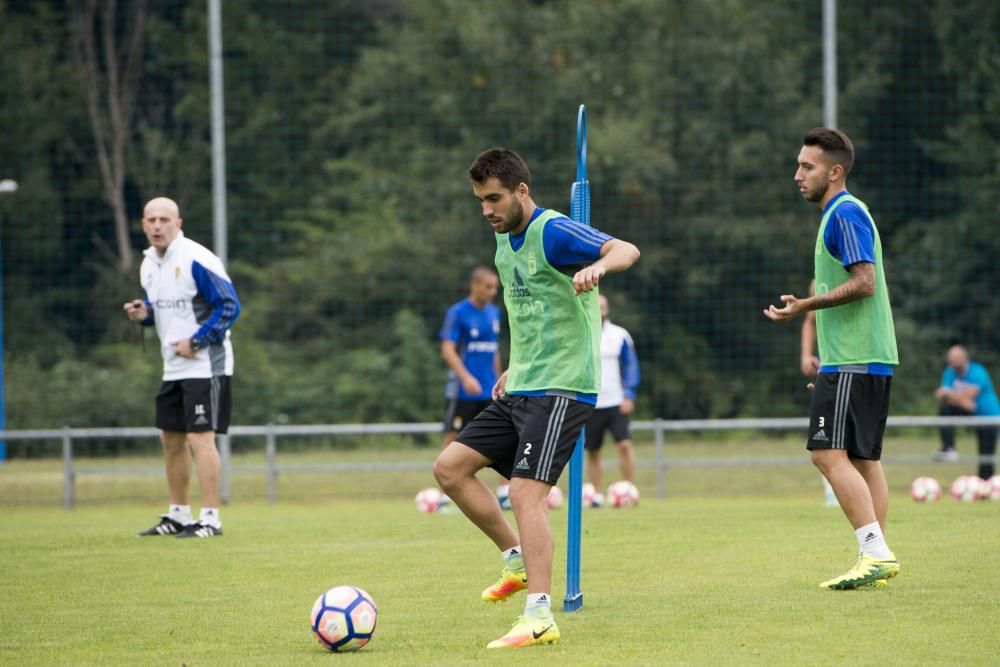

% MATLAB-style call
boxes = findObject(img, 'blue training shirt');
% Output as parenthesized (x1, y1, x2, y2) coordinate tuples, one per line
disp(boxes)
(505, 207, 614, 405)
(439, 298, 501, 401)
(818, 191, 894, 377)
(941, 362, 1000, 416)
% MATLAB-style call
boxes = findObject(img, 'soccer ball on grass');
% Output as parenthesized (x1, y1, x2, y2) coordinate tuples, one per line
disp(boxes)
(607, 480, 640, 508)
(310, 585, 377, 652)
(909, 476, 942, 502)
(949, 475, 983, 502)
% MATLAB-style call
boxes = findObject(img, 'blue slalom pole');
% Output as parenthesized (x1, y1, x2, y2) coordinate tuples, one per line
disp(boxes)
(564, 104, 589, 612)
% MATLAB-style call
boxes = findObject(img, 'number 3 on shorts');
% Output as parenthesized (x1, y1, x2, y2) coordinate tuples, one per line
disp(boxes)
(818, 416, 825, 428)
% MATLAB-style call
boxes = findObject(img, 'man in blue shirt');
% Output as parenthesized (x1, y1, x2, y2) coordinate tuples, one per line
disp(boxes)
(439, 266, 502, 448)
(933, 344, 999, 480)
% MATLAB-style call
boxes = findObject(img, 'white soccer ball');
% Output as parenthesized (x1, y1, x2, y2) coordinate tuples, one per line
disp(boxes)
(985, 476, 1000, 501)
(949, 476, 983, 502)
(496, 483, 511, 510)
(414, 487, 444, 513)
(910, 476, 942, 502)
(607, 480, 639, 508)
(546, 485, 564, 509)
(310, 585, 378, 652)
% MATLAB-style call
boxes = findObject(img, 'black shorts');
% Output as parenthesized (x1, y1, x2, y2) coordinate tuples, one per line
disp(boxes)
(584, 406, 631, 451)
(156, 377, 232, 434)
(807, 373, 891, 460)
(443, 398, 492, 433)
(456, 394, 594, 485)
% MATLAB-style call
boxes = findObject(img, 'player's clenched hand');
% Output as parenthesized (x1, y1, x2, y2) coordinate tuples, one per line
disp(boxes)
(572, 264, 606, 295)
(123, 300, 148, 321)
(492, 371, 508, 400)
(763, 294, 804, 322)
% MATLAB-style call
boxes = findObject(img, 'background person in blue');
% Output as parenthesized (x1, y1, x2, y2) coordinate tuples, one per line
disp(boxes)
(933, 343, 999, 480)
(439, 266, 502, 449)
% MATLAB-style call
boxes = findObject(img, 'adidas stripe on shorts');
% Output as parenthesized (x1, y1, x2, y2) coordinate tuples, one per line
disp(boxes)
(456, 394, 594, 485)
(156, 377, 232, 434)
(807, 372, 891, 461)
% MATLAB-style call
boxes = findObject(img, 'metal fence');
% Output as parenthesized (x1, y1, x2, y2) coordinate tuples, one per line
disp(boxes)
(2, 415, 998, 509)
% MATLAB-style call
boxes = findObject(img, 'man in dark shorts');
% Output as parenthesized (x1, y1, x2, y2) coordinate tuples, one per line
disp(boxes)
(765, 128, 900, 589)
(433, 148, 639, 648)
(584, 295, 640, 502)
(124, 197, 240, 539)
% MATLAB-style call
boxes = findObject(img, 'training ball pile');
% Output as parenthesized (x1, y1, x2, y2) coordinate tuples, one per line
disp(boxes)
(910, 476, 942, 502)
(414, 487, 451, 513)
(607, 480, 640, 508)
(949, 476, 984, 502)
(310, 586, 378, 652)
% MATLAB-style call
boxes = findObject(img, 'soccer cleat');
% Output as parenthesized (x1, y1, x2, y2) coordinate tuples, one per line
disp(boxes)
(137, 515, 187, 536)
(486, 615, 560, 649)
(819, 553, 899, 590)
(175, 521, 223, 538)
(857, 579, 890, 590)
(481, 567, 528, 602)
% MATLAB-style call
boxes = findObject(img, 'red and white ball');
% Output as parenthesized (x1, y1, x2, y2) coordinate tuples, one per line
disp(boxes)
(910, 476, 942, 502)
(310, 586, 378, 652)
(949, 476, 983, 502)
(415, 487, 444, 513)
(607, 480, 640, 508)
(546, 485, 564, 509)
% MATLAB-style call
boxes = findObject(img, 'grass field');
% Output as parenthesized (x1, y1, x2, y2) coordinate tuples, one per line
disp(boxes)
(2, 490, 999, 665)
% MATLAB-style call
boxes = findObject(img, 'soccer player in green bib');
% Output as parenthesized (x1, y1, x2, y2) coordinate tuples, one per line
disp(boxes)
(765, 128, 900, 590)
(434, 148, 640, 648)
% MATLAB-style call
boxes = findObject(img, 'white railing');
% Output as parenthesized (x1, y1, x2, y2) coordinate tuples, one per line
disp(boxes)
(1, 416, 998, 509)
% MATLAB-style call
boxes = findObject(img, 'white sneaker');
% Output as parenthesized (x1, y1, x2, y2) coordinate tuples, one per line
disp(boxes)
(933, 450, 959, 462)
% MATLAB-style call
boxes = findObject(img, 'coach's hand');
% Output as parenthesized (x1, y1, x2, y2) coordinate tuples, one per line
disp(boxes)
(123, 300, 148, 321)
(620, 398, 634, 415)
(492, 371, 508, 400)
(763, 294, 805, 322)
(170, 338, 197, 359)
(572, 263, 606, 295)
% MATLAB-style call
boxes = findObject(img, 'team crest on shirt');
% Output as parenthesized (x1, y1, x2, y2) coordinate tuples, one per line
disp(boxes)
(175, 265, 182, 279)
(528, 252, 538, 275)
(470, 327, 479, 338)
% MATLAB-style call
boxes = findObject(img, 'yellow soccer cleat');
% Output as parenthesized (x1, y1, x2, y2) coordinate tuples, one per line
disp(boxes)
(487, 615, 560, 649)
(857, 579, 890, 590)
(481, 567, 528, 602)
(820, 553, 900, 590)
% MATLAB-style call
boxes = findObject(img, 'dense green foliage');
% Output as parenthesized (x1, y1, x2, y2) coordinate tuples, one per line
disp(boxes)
(2, 1, 999, 432)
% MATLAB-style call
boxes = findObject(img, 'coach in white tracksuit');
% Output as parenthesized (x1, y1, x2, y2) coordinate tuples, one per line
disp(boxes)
(584, 295, 640, 495)
(124, 197, 240, 539)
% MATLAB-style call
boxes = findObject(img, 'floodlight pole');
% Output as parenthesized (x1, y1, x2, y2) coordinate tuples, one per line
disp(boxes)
(0, 178, 18, 463)
(823, 0, 837, 129)
(208, 0, 231, 501)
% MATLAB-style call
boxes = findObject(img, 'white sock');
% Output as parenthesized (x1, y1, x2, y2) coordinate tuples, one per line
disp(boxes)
(199, 507, 221, 528)
(855, 522, 892, 559)
(503, 546, 524, 571)
(525, 593, 552, 619)
(168, 504, 193, 524)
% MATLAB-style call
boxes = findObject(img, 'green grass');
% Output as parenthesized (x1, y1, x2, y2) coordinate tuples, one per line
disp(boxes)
(1, 495, 999, 665)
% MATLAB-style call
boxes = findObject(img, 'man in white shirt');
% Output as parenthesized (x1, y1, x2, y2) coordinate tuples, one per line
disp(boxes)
(584, 295, 640, 500)
(124, 197, 241, 538)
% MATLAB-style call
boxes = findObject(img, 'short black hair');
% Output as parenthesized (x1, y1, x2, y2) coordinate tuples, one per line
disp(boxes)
(468, 148, 531, 191)
(803, 127, 854, 177)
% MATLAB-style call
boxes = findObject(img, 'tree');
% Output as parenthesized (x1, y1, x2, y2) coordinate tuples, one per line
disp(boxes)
(70, 0, 148, 271)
